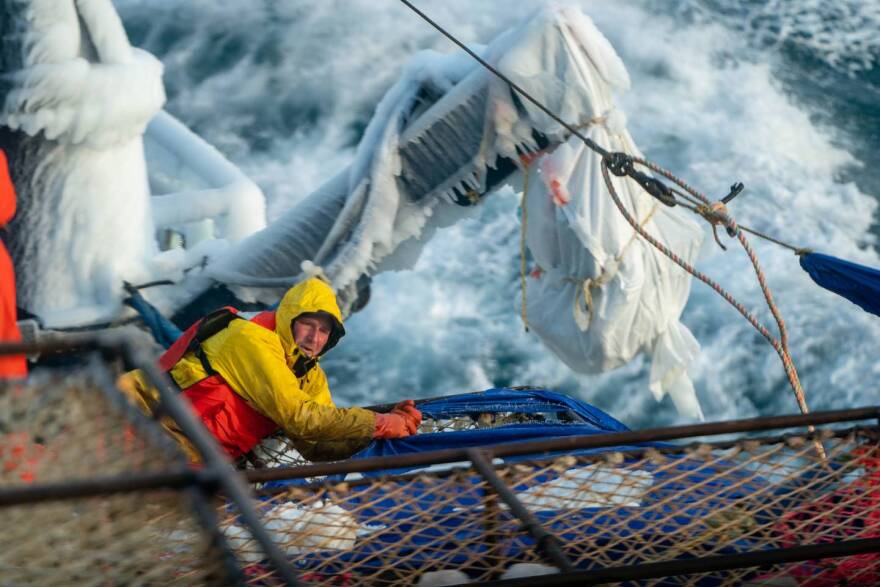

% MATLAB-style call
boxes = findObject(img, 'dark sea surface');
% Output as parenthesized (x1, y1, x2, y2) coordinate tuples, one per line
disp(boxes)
(117, 0, 880, 428)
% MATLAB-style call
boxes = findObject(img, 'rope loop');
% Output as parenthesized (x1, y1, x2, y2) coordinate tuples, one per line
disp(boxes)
(567, 205, 656, 332)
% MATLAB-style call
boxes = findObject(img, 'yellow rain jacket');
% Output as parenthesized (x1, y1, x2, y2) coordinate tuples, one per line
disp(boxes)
(119, 278, 376, 462)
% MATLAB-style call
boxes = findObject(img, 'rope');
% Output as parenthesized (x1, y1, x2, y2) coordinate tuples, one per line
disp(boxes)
(571, 204, 658, 331)
(601, 159, 825, 459)
(517, 116, 604, 333)
(673, 198, 813, 256)
(395, 0, 609, 158)
(738, 225, 813, 256)
(520, 165, 531, 332)
(396, 0, 818, 448)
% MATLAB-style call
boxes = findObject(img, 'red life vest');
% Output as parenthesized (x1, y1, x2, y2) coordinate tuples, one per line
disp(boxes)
(158, 308, 280, 459)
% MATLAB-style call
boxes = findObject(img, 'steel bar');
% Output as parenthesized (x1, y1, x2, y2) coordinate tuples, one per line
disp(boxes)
(365, 393, 454, 413)
(245, 406, 880, 483)
(364, 386, 571, 413)
(0, 334, 300, 585)
(0, 470, 199, 507)
(186, 486, 248, 587)
(472, 537, 880, 586)
(0, 336, 103, 357)
(254, 424, 877, 495)
(87, 352, 189, 463)
(466, 448, 575, 573)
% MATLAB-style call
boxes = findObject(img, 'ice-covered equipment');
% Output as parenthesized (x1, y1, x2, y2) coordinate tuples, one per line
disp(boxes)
(208, 6, 704, 417)
(0, 0, 265, 327)
(0, 0, 164, 326)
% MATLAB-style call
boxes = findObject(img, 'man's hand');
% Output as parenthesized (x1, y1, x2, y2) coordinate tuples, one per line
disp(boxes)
(373, 400, 422, 439)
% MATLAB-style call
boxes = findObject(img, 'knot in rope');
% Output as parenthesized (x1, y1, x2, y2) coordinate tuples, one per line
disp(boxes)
(696, 201, 738, 250)
(695, 201, 730, 226)
(570, 270, 615, 332)
(574, 278, 596, 330)
(566, 204, 657, 332)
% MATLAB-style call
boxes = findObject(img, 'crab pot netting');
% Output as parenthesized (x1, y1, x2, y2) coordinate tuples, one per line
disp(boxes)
(233, 428, 880, 586)
(0, 370, 236, 585)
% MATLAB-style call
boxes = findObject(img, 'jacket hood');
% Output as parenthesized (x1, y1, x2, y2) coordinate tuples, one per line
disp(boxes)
(275, 278, 345, 365)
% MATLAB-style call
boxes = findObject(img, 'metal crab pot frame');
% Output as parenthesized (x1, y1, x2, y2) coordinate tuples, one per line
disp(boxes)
(243, 403, 880, 585)
(0, 335, 299, 586)
(3, 336, 880, 586)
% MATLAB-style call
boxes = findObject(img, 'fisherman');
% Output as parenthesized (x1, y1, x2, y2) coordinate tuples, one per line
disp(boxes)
(118, 276, 421, 463)
(0, 149, 27, 379)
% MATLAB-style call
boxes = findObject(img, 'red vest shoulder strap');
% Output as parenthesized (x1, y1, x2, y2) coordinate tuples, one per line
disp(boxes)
(157, 307, 278, 373)
(157, 306, 239, 372)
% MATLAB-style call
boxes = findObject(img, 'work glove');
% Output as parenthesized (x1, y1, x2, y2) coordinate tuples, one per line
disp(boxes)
(373, 400, 422, 439)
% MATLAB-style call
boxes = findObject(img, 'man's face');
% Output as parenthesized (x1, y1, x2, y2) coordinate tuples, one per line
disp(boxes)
(292, 314, 334, 358)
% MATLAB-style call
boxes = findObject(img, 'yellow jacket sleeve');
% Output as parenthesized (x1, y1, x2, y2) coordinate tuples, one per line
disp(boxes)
(292, 437, 373, 462)
(202, 320, 376, 445)
(116, 369, 203, 462)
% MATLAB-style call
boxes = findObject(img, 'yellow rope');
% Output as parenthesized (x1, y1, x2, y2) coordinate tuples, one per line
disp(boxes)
(520, 165, 531, 332)
(518, 114, 606, 333)
(572, 203, 659, 331)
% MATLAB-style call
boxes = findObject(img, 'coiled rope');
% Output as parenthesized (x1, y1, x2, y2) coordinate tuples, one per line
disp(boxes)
(396, 0, 818, 438)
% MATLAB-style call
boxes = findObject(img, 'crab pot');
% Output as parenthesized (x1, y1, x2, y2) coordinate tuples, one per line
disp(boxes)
(241, 393, 880, 586)
(4, 337, 880, 586)
(0, 337, 293, 586)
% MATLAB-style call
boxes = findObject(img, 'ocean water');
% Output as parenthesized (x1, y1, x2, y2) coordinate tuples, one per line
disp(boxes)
(117, 0, 880, 428)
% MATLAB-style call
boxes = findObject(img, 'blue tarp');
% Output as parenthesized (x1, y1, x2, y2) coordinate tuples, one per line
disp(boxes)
(264, 388, 650, 489)
(800, 252, 880, 318)
(417, 388, 629, 430)
(353, 387, 630, 465)
(255, 388, 803, 584)
(262, 388, 638, 488)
